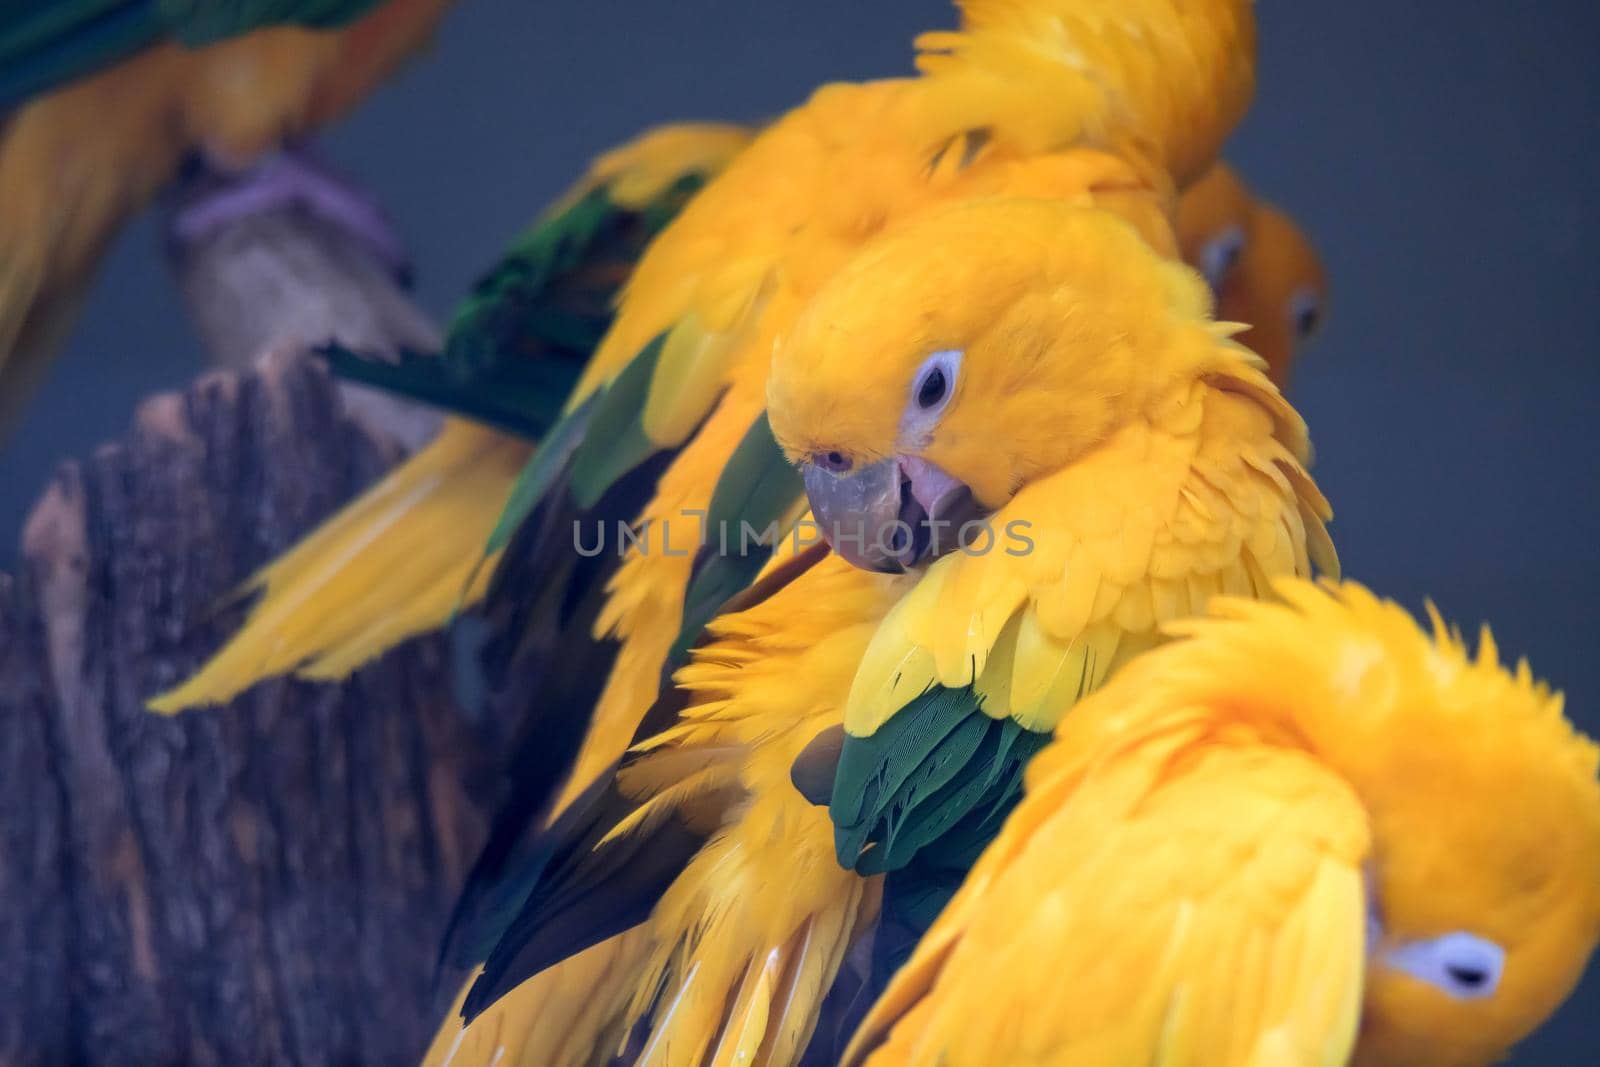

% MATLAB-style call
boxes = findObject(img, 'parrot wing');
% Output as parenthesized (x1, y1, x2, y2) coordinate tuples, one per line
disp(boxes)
(0, 0, 389, 108)
(457, 550, 903, 1067)
(832, 367, 1336, 882)
(845, 726, 1370, 1067)
(324, 122, 755, 441)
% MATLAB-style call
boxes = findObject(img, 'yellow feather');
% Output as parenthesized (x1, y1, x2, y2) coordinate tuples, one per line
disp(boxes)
(423, 935, 649, 1067)
(148, 419, 525, 711)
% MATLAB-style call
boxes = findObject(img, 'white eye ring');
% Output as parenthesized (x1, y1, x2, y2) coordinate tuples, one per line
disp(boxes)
(1197, 225, 1246, 290)
(1289, 286, 1323, 340)
(900, 349, 962, 442)
(1383, 932, 1505, 1000)
(910, 350, 960, 411)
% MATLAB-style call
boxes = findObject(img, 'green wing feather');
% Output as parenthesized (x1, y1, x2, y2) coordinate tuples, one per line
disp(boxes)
(830, 686, 1051, 877)
(325, 168, 721, 556)
(445, 173, 709, 375)
(320, 341, 580, 441)
(670, 410, 803, 661)
(565, 332, 669, 509)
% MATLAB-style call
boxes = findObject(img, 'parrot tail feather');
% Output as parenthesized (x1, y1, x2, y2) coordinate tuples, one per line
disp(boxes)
(423, 935, 650, 1067)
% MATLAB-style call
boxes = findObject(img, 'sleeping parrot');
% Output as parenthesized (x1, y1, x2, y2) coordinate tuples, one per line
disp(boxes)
(1176, 161, 1328, 387)
(844, 579, 1600, 1067)
(426, 197, 1335, 1066)
(0, 0, 455, 434)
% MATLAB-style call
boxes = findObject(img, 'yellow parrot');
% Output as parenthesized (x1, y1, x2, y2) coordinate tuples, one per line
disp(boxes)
(0, 0, 456, 433)
(846, 579, 1600, 1067)
(1176, 161, 1328, 387)
(431, 197, 1335, 1066)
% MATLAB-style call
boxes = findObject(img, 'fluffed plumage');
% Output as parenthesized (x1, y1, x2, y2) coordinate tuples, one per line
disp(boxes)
(845, 580, 1600, 1067)
(450, 190, 1334, 1065)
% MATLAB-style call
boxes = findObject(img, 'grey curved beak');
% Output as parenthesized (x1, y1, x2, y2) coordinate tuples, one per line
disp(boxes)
(802, 455, 980, 573)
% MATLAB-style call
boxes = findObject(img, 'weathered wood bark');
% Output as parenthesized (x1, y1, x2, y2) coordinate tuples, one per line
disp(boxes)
(0, 351, 503, 1066)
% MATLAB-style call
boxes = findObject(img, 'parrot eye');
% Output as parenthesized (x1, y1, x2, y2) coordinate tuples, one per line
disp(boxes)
(908, 350, 961, 414)
(1197, 225, 1246, 290)
(1289, 286, 1322, 340)
(900, 350, 963, 445)
(1382, 932, 1505, 1000)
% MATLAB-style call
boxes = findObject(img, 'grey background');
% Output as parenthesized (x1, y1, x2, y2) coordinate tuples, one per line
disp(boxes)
(0, 0, 1595, 1057)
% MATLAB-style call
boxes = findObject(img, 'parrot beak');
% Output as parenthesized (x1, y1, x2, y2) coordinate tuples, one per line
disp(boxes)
(802, 454, 981, 573)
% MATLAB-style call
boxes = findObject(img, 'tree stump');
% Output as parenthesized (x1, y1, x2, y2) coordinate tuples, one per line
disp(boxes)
(0, 351, 501, 1065)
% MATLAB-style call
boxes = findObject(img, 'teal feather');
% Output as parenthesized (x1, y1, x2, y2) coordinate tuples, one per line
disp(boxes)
(481, 390, 598, 558)
(566, 332, 667, 509)
(670, 410, 803, 661)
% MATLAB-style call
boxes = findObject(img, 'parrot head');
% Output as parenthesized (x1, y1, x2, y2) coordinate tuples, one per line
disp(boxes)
(1176, 161, 1254, 291)
(1226, 584, 1600, 1067)
(767, 198, 1228, 572)
(1220, 202, 1327, 388)
(1347, 618, 1600, 1067)
(1176, 164, 1327, 388)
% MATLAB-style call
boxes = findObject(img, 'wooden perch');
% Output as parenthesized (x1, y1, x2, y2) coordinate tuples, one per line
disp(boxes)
(165, 151, 444, 453)
(0, 352, 506, 1066)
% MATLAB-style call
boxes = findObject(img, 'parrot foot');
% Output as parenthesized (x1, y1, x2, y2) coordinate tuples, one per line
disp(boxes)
(170, 145, 411, 282)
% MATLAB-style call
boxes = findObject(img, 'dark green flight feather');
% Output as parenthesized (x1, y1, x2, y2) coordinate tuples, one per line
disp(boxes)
(669, 410, 803, 661)
(565, 332, 668, 509)
(318, 175, 708, 449)
(830, 685, 1051, 877)
(320, 342, 582, 441)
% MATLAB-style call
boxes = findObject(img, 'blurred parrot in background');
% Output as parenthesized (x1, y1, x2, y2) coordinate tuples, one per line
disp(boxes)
(845, 580, 1600, 1067)
(0, 0, 456, 434)
(426, 197, 1334, 1066)
(1176, 161, 1328, 387)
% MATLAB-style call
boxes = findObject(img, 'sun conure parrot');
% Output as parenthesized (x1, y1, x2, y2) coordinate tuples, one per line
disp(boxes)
(0, 0, 455, 435)
(844, 579, 1600, 1067)
(424, 197, 1335, 1067)
(1176, 161, 1327, 387)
